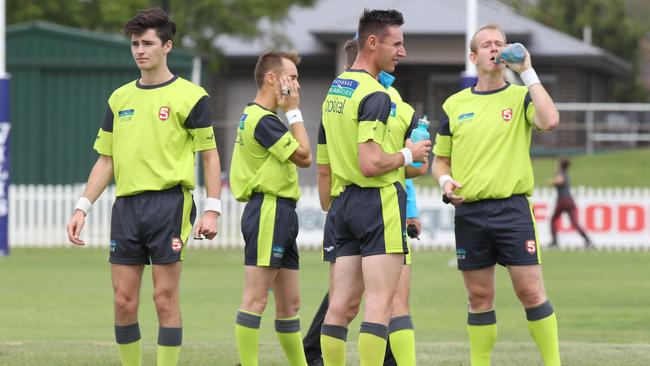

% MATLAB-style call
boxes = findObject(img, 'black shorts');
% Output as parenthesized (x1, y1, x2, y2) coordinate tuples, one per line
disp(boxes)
(336, 183, 407, 258)
(241, 193, 299, 269)
(454, 194, 541, 270)
(109, 186, 196, 265)
(322, 196, 340, 263)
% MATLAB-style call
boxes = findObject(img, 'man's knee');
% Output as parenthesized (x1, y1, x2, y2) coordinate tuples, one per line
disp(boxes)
(515, 285, 546, 308)
(328, 298, 361, 324)
(467, 287, 495, 310)
(153, 287, 178, 314)
(276, 296, 301, 318)
(115, 292, 139, 317)
(241, 290, 270, 314)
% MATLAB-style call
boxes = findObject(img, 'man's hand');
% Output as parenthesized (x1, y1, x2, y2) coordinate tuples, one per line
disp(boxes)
(276, 76, 300, 113)
(66, 210, 86, 245)
(405, 138, 432, 162)
(504, 47, 532, 75)
(194, 211, 220, 240)
(443, 179, 465, 206)
(406, 217, 421, 239)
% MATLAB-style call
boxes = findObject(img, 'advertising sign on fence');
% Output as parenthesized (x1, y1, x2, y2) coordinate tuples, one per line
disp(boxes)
(8, 186, 650, 250)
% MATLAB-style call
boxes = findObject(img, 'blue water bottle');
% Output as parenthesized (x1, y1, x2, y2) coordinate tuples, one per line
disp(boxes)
(495, 43, 527, 64)
(409, 115, 430, 167)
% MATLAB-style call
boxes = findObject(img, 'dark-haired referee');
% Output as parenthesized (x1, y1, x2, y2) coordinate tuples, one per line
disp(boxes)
(66, 8, 222, 366)
(319, 9, 430, 365)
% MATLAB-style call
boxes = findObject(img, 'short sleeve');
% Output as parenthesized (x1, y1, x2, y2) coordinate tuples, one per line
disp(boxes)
(524, 92, 536, 127)
(185, 96, 217, 152)
(317, 120, 329, 165)
(93, 105, 114, 156)
(433, 109, 452, 157)
(357, 91, 391, 146)
(255, 115, 299, 162)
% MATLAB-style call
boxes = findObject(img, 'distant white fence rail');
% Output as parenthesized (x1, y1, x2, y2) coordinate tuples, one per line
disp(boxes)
(555, 103, 650, 154)
(8, 185, 650, 250)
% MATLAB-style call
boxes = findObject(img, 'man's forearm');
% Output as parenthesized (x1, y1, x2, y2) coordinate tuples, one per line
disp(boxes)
(530, 84, 559, 131)
(82, 155, 114, 202)
(432, 156, 452, 181)
(201, 149, 222, 199)
(317, 164, 332, 211)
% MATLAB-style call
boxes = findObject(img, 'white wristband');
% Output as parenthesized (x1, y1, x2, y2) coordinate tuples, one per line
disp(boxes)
(399, 148, 413, 167)
(438, 175, 453, 190)
(204, 197, 222, 214)
(286, 109, 303, 125)
(520, 68, 540, 88)
(75, 197, 92, 215)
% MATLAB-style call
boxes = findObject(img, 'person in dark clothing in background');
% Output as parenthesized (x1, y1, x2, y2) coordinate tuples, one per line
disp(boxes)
(549, 158, 592, 248)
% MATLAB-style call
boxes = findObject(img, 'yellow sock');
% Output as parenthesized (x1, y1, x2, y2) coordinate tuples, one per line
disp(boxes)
(157, 327, 182, 366)
(236, 310, 262, 366)
(321, 324, 347, 366)
(117, 340, 141, 366)
(358, 322, 388, 366)
(157, 345, 181, 366)
(276, 316, 308, 366)
(388, 315, 416, 366)
(527, 302, 561, 366)
(467, 310, 497, 366)
(115, 323, 141, 366)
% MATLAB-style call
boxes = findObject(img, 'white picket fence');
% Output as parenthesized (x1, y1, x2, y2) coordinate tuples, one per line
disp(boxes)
(8, 185, 650, 250)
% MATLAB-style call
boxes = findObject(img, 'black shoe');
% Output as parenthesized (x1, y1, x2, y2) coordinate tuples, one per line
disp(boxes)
(585, 238, 593, 249)
(548, 241, 558, 247)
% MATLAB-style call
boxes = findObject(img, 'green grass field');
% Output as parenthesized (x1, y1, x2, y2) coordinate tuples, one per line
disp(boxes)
(416, 148, 650, 187)
(1, 248, 649, 365)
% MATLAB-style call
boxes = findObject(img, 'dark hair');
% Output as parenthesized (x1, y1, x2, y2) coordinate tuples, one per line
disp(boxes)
(343, 39, 359, 68)
(124, 8, 176, 44)
(560, 158, 570, 171)
(254, 51, 301, 88)
(358, 9, 404, 49)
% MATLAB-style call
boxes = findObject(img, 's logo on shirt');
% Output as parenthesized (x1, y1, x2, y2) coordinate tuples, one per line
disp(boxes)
(502, 108, 513, 122)
(159, 106, 170, 121)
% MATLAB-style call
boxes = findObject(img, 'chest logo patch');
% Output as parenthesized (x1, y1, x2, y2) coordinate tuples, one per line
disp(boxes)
(118, 109, 134, 122)
(458, 112, 474, 122)
(159, 106, 170, 121)
(502, 108, 513, 122)
(327, 78, 360, 98)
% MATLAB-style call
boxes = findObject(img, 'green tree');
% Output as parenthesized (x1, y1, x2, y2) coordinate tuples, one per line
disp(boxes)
(506, 0, 648, 101)
(7, 0, 316, 71)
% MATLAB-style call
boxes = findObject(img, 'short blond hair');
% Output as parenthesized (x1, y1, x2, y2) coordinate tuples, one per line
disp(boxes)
(254, 51, 301, 88)
(469, 24, 507, 53)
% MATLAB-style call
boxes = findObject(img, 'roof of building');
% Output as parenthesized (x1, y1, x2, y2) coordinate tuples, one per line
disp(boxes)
(216, 0, 629, 74)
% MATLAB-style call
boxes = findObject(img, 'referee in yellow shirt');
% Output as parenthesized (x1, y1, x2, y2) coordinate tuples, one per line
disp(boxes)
(433, 24, 561, 366)
(67, 8, 222, 366)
